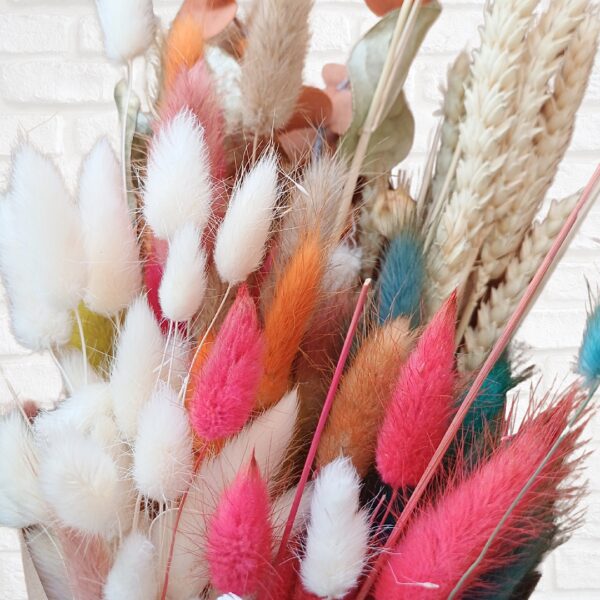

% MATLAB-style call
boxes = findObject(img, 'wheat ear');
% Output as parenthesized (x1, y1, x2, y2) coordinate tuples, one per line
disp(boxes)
(532, 11, 600, 205)
(426, 0, 539, 315)
(430, 50, 470, 207)
(460, 192, 580, 372)
(459, 0, 589, 336)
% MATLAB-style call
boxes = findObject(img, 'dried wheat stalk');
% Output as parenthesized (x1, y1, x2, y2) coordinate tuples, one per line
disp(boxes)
(459, 192, 580, 372)
(531, 11, 600, 207)
(459, 0, 589, 335)
(426, 0, 539, 315)
(430, 50, 470, 206)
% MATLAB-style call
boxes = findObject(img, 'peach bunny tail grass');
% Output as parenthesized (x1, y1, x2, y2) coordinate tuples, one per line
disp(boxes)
(206, 457, 273, 597)
(316, 317, 413, 478)
(162, 11, 205, 92)
(257, 232, 325, 411)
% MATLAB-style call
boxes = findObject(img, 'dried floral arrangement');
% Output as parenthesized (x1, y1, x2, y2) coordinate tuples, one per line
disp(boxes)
(1, 0, 600, 599)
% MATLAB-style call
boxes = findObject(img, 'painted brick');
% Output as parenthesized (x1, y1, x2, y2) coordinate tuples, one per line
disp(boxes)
(554, 541, 600, 589)
(0, 14, 73, 54)
(0, 114, 63, 156)
(0, 60, 118, 104)
(0, 552, 27, 600)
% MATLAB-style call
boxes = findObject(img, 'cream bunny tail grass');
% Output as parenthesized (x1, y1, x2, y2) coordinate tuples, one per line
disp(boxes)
(426, 0, 539, 315)
(462, 0, 588, 332)
(277, 154, 348, 266)
(240, 0, 313, 135)
(460, 192, 579, 372)
(430, 50, 470, 208)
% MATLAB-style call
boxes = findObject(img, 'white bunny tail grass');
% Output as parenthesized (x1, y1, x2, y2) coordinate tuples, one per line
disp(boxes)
(95, 0, 156, 63)
(0, 144, 85, 349)
(57, 348, 102, 393)
(0, 411, 48, 528)
(34, 382, 113, 446)
(159, 223, 207, 322)
(79, 138, 142, 316)
(143, 109, 212, 240)
(241, 0, 313, 135)
(300, 457, 370, 599)
(322, 243, 363, 295)
(133, 383, 193, 502)
(111, 296, 166, 440)
(426, 0, 539, 315)
(460, 192, 580, 372)
(39, 428, 131, 538)
(103, 532, 158, 600)
(214, 152, 278, 284)
(154, 390, 299, 599)
(25, 527, 71, 600)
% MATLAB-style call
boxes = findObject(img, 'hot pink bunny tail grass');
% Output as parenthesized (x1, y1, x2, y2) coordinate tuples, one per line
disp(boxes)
(160, 59, 226, 183)
(190, 284, 265, 441)
(143, 236, 168, 330)
(376, 292, 457, 489)
(374, 388, 586, 599)
(206, 456, 273, 596)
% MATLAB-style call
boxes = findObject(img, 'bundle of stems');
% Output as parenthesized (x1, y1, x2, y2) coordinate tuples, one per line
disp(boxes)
(0, 1, 599, 599)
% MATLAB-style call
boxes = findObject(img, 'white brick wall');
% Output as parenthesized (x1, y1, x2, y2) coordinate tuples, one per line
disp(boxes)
(0, 1, 598, 597)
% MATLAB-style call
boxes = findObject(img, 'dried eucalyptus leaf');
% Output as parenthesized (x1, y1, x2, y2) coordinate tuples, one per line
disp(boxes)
(363, 90, 415, 174)
(341, 2, 441, 172)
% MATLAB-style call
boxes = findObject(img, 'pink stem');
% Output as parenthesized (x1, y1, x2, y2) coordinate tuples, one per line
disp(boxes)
(355, 164, 600, 600)
(275, 278, 372, 563)
(376, 487, 398, 535)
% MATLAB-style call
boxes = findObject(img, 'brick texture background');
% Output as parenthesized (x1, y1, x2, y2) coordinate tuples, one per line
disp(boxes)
(0, 0, 599, 598)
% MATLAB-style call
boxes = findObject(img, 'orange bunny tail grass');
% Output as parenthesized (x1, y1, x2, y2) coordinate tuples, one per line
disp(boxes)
(257, 233, 325, 411)
(316, 317, 413, 478)
(163, 13, 204, 92)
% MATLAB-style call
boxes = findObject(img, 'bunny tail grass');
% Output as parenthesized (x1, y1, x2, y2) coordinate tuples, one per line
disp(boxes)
(376, 292, 457, 489)
(317, 317, 413, 477)
(206, 458, 272, 596)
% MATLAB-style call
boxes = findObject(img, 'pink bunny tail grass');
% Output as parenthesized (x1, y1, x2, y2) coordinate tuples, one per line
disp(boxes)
(160, 59, 226, 183)
(206, 456, 273, 596)
(376, 292, 457, 489)
(190, 285, 264, 440)
(57, 528, 111, 600)
(262, 541, 301, 600)
(143, 235, 169, 331)
(374, 388, 587, 600)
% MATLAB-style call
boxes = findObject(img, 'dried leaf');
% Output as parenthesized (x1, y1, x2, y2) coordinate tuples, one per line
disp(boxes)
(340, 3, 440, 171)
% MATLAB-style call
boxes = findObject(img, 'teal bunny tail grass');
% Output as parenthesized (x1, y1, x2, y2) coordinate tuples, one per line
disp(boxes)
(578, 300, 600, 384)
(378, 229, 424, 327)
(462, 355, 516, 436)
